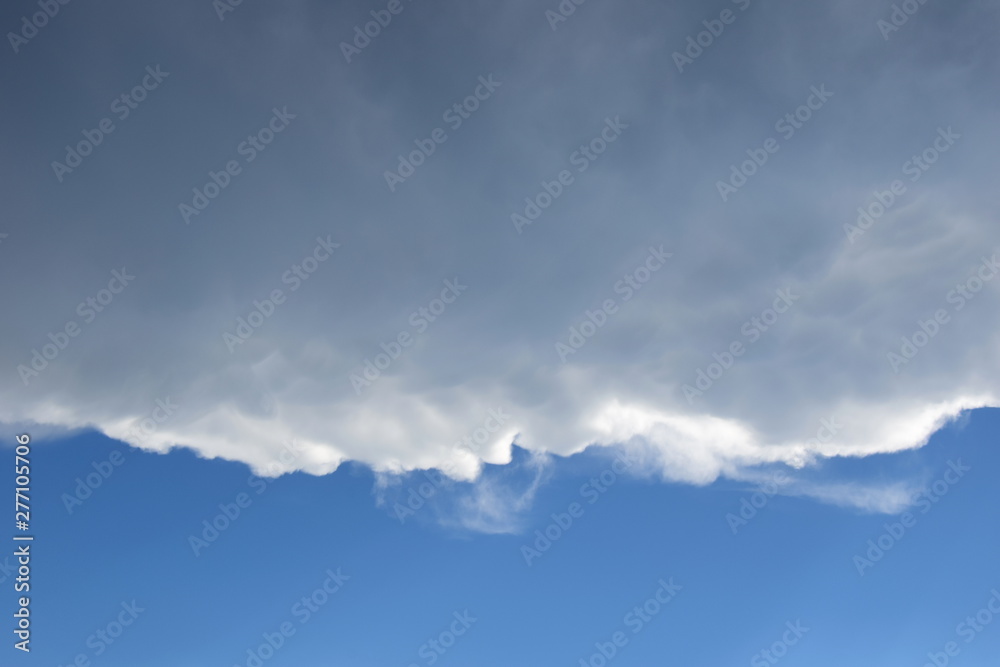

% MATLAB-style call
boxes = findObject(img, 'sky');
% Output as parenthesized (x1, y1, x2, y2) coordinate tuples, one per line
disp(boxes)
(4, 409, 1000, 666)
(1, 0, 999, 664)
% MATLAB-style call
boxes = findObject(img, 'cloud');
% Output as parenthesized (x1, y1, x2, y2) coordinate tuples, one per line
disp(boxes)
(373, 448, 552, 534)
(1, 0, 997, 518)
(783, 480, 922, 515)
(443, 451, 552, 534)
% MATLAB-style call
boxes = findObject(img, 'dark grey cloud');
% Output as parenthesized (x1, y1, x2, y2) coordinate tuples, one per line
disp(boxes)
(1, 0, 997, 509)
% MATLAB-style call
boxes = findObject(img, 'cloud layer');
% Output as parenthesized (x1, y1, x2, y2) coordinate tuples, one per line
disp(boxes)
(2, 0, 998, 508)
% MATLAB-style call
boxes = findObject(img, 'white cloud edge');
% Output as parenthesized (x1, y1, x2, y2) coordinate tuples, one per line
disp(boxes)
(3, 394, 992, 532)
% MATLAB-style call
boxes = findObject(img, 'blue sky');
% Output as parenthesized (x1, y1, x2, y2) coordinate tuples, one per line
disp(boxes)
(2, 0, 999, 663)
(3, 408, 999, 666)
